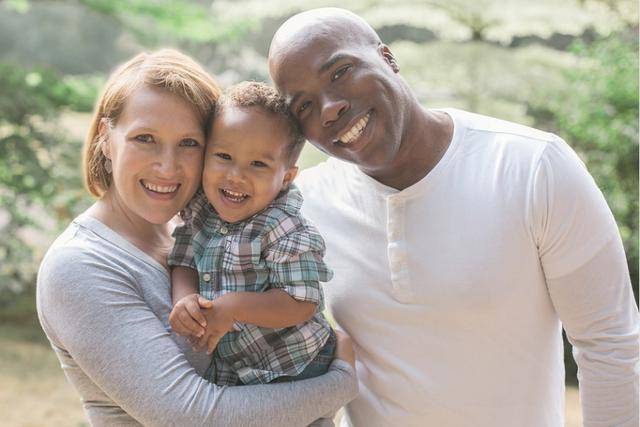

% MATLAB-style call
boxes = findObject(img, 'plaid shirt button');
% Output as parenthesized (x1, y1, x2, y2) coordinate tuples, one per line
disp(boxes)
(219, 226, 229, 235)
(202, 273, 211, 282)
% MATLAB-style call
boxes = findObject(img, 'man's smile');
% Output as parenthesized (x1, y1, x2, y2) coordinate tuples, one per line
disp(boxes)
(336, 111, 372, 145)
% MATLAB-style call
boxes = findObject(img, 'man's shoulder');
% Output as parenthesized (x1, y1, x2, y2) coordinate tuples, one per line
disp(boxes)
(297, 158, 353, 193)
(446, 108, 556, 145)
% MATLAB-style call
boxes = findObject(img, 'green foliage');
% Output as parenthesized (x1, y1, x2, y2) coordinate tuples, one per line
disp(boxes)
(0, 62, 89, 295)
(76, 0, 256, 44)
(531, 30, 639, 298)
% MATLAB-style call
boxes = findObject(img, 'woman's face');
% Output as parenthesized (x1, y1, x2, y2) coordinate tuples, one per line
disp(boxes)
(102, 85, 205, 225)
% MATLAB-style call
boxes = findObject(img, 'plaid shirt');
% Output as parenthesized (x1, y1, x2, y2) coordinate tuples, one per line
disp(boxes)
(169, 184, 333, 385)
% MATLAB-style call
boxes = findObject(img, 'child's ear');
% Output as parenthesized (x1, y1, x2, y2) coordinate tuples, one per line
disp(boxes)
(282, 166, 298, 189)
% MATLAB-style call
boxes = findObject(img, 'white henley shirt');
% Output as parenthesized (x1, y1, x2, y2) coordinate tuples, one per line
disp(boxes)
(297, 108, 639, 427)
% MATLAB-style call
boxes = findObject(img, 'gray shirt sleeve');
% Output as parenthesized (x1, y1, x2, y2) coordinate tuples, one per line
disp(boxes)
(37, 243, 357, 426)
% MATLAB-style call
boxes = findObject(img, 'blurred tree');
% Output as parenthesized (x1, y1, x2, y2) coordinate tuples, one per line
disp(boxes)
(0, 63, 89, 302)
(0, 0, 249, 305)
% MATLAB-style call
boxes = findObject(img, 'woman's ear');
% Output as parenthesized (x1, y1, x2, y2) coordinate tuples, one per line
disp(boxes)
(98, 118, 111, 158)
(282, 166, 299, 189)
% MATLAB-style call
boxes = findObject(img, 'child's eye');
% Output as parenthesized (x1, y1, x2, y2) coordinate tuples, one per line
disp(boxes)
(180, 138, 200, 147)
(251, 160, 268, 168)
(331, 65, 352, 81)
(215, 152, 231, 160)
(134, 134, 154, 143)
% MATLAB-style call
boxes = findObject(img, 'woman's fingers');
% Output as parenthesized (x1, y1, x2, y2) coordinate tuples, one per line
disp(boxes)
(333, 329, 356, 369)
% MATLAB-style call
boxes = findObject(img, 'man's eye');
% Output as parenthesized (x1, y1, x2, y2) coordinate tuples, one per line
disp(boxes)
(215, 152, 231, 160)
(298, 101, 311, 115)
(135, 134, 154, 143)
(331, 65, 352, 81)
(180, 138, 200, 147)
(251, 160, 268, 168)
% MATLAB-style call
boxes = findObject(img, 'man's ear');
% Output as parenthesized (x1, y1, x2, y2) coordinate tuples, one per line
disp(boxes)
(98, 118, 111, 158)
(282, 166, 299, 189)
(379, 44, 400, 73)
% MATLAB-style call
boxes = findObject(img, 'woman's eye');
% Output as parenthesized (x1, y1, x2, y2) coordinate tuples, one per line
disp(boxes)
(180, 138, 200, 147)
(331, 65, 352, 81)
(215, 152, 231, 160)
(134, 134, 154, 143)
(251, 160, 268, 168)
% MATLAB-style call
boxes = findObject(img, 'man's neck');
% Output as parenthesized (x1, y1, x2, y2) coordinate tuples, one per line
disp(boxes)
(361, 107, 453, 191)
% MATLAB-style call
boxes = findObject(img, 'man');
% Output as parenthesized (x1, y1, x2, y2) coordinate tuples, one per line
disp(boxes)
(268, 7, 639, 427)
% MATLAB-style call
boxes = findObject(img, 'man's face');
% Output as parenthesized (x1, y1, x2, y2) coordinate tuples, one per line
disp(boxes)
(269, 35, 404, 175)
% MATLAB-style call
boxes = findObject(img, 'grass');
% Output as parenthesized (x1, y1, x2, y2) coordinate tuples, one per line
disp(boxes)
(1, 322, 582, 427)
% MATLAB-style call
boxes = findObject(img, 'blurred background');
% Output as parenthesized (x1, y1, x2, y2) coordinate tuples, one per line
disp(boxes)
(0, 0, 637, 425)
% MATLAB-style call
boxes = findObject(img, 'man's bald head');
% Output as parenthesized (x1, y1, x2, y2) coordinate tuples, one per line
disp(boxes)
(269, 8, 381, 65)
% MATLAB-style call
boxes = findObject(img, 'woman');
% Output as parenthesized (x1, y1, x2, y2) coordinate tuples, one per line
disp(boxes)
(36, 49, 357, 426)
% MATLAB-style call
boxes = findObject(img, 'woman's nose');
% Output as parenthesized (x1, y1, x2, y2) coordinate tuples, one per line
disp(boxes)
(155, 148, 179, 178)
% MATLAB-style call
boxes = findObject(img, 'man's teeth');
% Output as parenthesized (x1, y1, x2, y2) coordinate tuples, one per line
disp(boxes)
(221, 189, 248, 202)
(338, 112, 371, 144)
(142, 181, 178, 193)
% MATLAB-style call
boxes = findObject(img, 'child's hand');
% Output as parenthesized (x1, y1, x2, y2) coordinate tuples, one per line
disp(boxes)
(193, 293, 238, 354)
(169, 293, 213, 338)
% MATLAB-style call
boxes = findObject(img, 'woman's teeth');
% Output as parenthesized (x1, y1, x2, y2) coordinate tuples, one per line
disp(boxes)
(142, 181, 179, 193)
(338, 112, 371, 144)
(221, 188, 248, 202)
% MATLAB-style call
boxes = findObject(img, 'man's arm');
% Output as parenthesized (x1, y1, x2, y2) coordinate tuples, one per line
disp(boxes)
(532, 136, 639, 426)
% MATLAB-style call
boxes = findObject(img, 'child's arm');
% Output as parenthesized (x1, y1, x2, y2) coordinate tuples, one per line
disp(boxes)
(194, 288, 317, 354)
(228, 288, 316, 327)
(169, 266, 212, 338)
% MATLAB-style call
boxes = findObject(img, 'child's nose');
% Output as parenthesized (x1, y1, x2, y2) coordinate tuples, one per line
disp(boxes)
(226, 166, 246, 183)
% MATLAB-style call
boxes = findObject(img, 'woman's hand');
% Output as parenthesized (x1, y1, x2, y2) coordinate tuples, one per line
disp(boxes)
(333, 329, 356, 369)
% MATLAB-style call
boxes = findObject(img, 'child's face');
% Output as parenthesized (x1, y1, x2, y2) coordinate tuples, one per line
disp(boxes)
(203, 106, 298, 223)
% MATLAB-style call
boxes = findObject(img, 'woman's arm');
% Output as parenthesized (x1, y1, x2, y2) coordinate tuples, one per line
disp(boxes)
(37, 246, 357, 426)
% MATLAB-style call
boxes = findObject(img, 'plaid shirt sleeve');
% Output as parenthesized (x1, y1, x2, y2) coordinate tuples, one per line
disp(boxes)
(263, 215, 333, 305)
(168, 189, 208, 269)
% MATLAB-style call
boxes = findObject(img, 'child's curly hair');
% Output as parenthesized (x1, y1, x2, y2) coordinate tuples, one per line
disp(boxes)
(215, 81, 305, 165)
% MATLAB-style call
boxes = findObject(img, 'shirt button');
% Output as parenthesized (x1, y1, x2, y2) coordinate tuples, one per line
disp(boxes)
(219, 226, 229, 235)
(202, 273, 211, 282)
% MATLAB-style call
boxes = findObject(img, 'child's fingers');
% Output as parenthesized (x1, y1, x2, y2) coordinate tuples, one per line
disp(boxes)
(185, 301, 207, 329)
(197, 295, 214, 309)
(170, 315, 192, 337)
(177, 307, 204, 337)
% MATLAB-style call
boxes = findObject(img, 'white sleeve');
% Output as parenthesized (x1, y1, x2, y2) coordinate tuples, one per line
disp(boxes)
(532, 136, 639, 427)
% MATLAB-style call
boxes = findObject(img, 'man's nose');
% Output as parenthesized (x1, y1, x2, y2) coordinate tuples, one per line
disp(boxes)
(320, 96, 349, 128)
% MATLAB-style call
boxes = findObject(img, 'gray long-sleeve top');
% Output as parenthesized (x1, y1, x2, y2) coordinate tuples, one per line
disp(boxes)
(36, 214, 358, 426)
